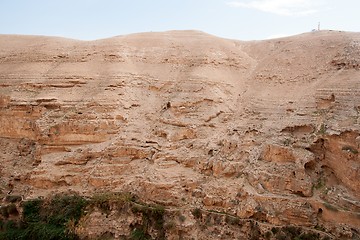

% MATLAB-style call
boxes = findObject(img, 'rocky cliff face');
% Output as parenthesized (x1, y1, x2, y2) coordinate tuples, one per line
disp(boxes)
(0, 30, 359, 239)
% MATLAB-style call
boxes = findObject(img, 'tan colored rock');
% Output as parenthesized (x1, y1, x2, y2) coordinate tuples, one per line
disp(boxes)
(261, 144, 296, 163)
(1, 30, 360, 239)
(0, 95, 10, 108)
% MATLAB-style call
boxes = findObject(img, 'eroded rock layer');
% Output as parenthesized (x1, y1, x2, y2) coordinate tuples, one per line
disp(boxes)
(0, 30, 359, 239)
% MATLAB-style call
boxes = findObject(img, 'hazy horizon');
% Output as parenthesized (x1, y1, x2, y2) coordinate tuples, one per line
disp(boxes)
(1, 0, 360, 41)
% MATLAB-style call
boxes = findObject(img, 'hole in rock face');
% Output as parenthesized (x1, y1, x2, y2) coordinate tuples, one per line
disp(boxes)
(304, 161, 315, 171)
(293, 191, 306, 197)
(208, 149, 214, 156)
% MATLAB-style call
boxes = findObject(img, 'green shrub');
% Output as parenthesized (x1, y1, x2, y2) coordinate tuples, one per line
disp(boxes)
(295, 232, 320, 240)
(4, 195, 22, 203)
(6, 204, 18, 216)
(90, 192, 134, 214)
(1, 194, 88, 240)
(271, 227, 279, 234)
(130, 203, 166, 239)
(191, 208, 202, 219)
(0, 207, 9, 219)
(313, 178, 325, 190)
(318, 124, 326, 135)
(265, 231, 272, 239)
(150, 205, 165, 230)
(22, 198, 43, 222)
(0, 221, 23, 240)
(0, 204, 19, 218)
(44, 194, 88, 226)
(130, 228, 150, 240)
(282, 225, 301, 237)
(225, 215, 240, 225)
(91, 193, 115, 214)
(178, 214, 186, 222)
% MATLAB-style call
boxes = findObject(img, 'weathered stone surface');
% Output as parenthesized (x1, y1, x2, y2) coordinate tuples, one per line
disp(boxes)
(0, 30, 360, 239)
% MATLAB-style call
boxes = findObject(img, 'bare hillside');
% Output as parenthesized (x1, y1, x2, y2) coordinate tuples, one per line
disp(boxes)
(0, 30, 359, 239)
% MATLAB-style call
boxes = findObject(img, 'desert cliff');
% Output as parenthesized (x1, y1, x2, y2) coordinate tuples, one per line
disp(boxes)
(0, 30, 359, 239)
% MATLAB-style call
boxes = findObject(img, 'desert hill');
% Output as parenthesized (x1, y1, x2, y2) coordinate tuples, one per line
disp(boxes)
(0, 30, 359, 239)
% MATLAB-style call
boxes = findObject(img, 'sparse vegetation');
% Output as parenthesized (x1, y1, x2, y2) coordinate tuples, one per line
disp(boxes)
(249, 221, 261, 240)
(295, 232, 321, 240)
(271, 227, 279, 234)
(0, 192, 335, 239)
(4, 195, 22, 203)
(225, 215, 240, 225)
(265, 230, 272, 239)
(0, 192, 169, 240)
(268, 226, 324, 240)
(90, 193, 113, 214)
(318, 124, 327, 135)
(0, 204, 18, 219)
(342, 145, 358, 154)
(283, 226, 301, 236)
(0, 194, 87, 240)
(283, 138, 292, 146)
(313, 178, 325, 190)
(6, 204, 18, 216)
(0, 207, 9, 219)
(314, 224, 326, 232)
(323, 202, 338, 212)
(90, 192, 136, 215)
(164, 220, 175, 230)
(130, 203, 166, 239)
(191, 208, 202, 219)
(130, 228, 150, 240)
(178, 214, 186, 222)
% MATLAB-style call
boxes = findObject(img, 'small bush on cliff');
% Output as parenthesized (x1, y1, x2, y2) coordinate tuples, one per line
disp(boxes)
(191, 208, 202, 219)
(130, 228, 150, 240)
(4, 195, 22, 203)
(22, 198, 43, 223)
(90, 193, 112, 214)
(7, 204, 18, 216)
(43, 194, 88, 226)
(132, 203, 165, 231)
(318, 124, 326, 135)
(90, 192, 136, 214)
(0, 203, 19, 219)
(264, 231, 272, 239)
(178, 214, 186, 222)
(271, 226, 322, 240)
(0, 207, 9, 219)
(0, 194, 88, 240)
(342, 145, 358, 154)
(283, 226, 301, 237)
(294, 232, 320, 240)
(225, 215, 240, 226)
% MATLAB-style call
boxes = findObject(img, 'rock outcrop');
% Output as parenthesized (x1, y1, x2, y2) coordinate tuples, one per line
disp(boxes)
(0, 30, 359, 239)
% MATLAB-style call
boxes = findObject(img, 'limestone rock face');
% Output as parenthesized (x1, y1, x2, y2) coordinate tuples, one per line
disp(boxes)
(0, 30, 360, 239)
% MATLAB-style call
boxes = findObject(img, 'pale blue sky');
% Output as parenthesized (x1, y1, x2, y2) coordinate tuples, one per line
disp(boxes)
(0, 0, 359, 40)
